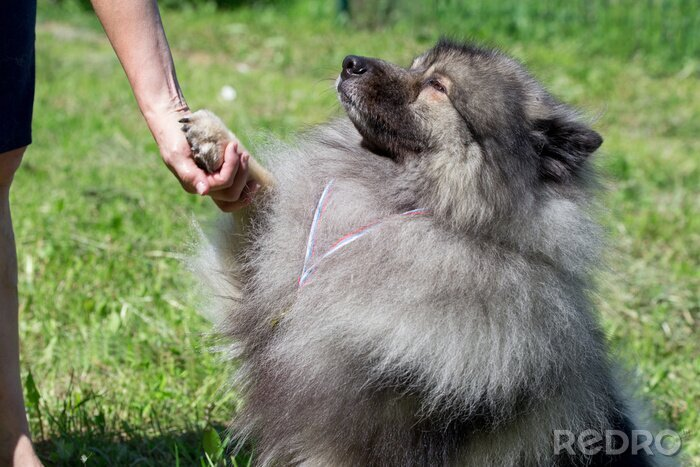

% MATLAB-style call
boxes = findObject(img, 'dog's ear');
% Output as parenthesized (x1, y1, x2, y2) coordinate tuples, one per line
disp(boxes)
(534, 114, 602, 182)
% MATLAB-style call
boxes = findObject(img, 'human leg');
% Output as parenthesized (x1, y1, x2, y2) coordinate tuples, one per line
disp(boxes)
(0, 146, 41, 466)
(0, 0, 40, 463)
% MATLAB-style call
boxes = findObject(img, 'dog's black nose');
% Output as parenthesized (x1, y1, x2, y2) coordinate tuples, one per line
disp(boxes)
(342, 55, 368, 79)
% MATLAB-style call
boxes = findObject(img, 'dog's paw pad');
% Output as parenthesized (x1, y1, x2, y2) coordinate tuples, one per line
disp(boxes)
(180, 109, 230, 173)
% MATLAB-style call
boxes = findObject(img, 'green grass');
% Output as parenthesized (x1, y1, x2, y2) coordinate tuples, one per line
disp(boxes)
(15, 0, 699, 464)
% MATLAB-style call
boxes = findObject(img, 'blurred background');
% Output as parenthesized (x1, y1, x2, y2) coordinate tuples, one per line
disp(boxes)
(16, 0, 698, 464)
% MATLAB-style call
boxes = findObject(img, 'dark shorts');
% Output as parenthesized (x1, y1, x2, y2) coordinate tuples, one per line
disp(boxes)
(0, 0, 37, 153)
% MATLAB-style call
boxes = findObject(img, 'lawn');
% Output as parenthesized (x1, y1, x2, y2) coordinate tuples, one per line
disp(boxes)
(14, 0, 699, 465)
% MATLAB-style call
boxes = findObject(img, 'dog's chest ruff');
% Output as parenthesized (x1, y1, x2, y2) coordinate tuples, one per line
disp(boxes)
(297, 179, 429, 287)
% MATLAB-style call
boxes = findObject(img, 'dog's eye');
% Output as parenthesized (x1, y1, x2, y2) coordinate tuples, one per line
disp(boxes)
(427, 78, 447, 94)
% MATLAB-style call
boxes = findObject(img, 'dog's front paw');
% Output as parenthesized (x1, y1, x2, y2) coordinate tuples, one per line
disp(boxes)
(179, 109, 233, 173)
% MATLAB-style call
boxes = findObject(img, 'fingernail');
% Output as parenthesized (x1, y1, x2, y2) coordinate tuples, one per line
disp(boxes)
(196, 181, 207, 195)
(243, 153, 250, 163)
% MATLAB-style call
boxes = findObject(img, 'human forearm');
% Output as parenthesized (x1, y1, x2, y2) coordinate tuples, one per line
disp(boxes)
(90, 0, 204, 193)
(90, 0, 255, 205)
(90, 0, 187, 127)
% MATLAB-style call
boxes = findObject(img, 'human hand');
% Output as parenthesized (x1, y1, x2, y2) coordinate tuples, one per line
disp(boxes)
(178, 109, 267, 212)
(149, 108, 219, 195)
(149, 110, 258, 211)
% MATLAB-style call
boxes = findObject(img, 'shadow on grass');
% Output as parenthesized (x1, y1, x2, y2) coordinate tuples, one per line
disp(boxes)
(34, 424, 253, 466)
(25, 372, 251, 466)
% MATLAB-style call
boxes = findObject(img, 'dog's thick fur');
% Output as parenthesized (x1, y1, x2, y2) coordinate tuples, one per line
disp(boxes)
(190, 40, 669, 466)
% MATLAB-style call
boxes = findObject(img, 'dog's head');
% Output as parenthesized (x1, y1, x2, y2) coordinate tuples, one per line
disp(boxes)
(337, 39, 602, 233)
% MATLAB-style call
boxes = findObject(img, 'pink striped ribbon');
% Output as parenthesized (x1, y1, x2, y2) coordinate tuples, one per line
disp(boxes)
(298, 179, 430, 287)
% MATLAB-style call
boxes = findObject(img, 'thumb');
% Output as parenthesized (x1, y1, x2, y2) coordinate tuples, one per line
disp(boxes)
(195, 179, 209, 196)
(170, 157, 210, 195)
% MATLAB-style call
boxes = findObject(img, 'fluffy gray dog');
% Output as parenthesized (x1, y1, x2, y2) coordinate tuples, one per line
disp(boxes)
(185, 40, 670, 466)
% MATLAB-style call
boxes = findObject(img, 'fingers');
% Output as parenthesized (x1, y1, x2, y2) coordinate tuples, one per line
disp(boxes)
(209, 150, 250, 203)
(206, 141, 240, 192)
(231, 152, 250, 198)
(213, 198, 250, 212)
(158, 122, 212, 195)
(170, 141, 240, 196)
(213, 180, 260, 212)
(170, 132, 259, 212)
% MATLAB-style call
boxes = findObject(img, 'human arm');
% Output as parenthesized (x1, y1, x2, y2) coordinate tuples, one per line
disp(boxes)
(90, 0, 252, 204)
